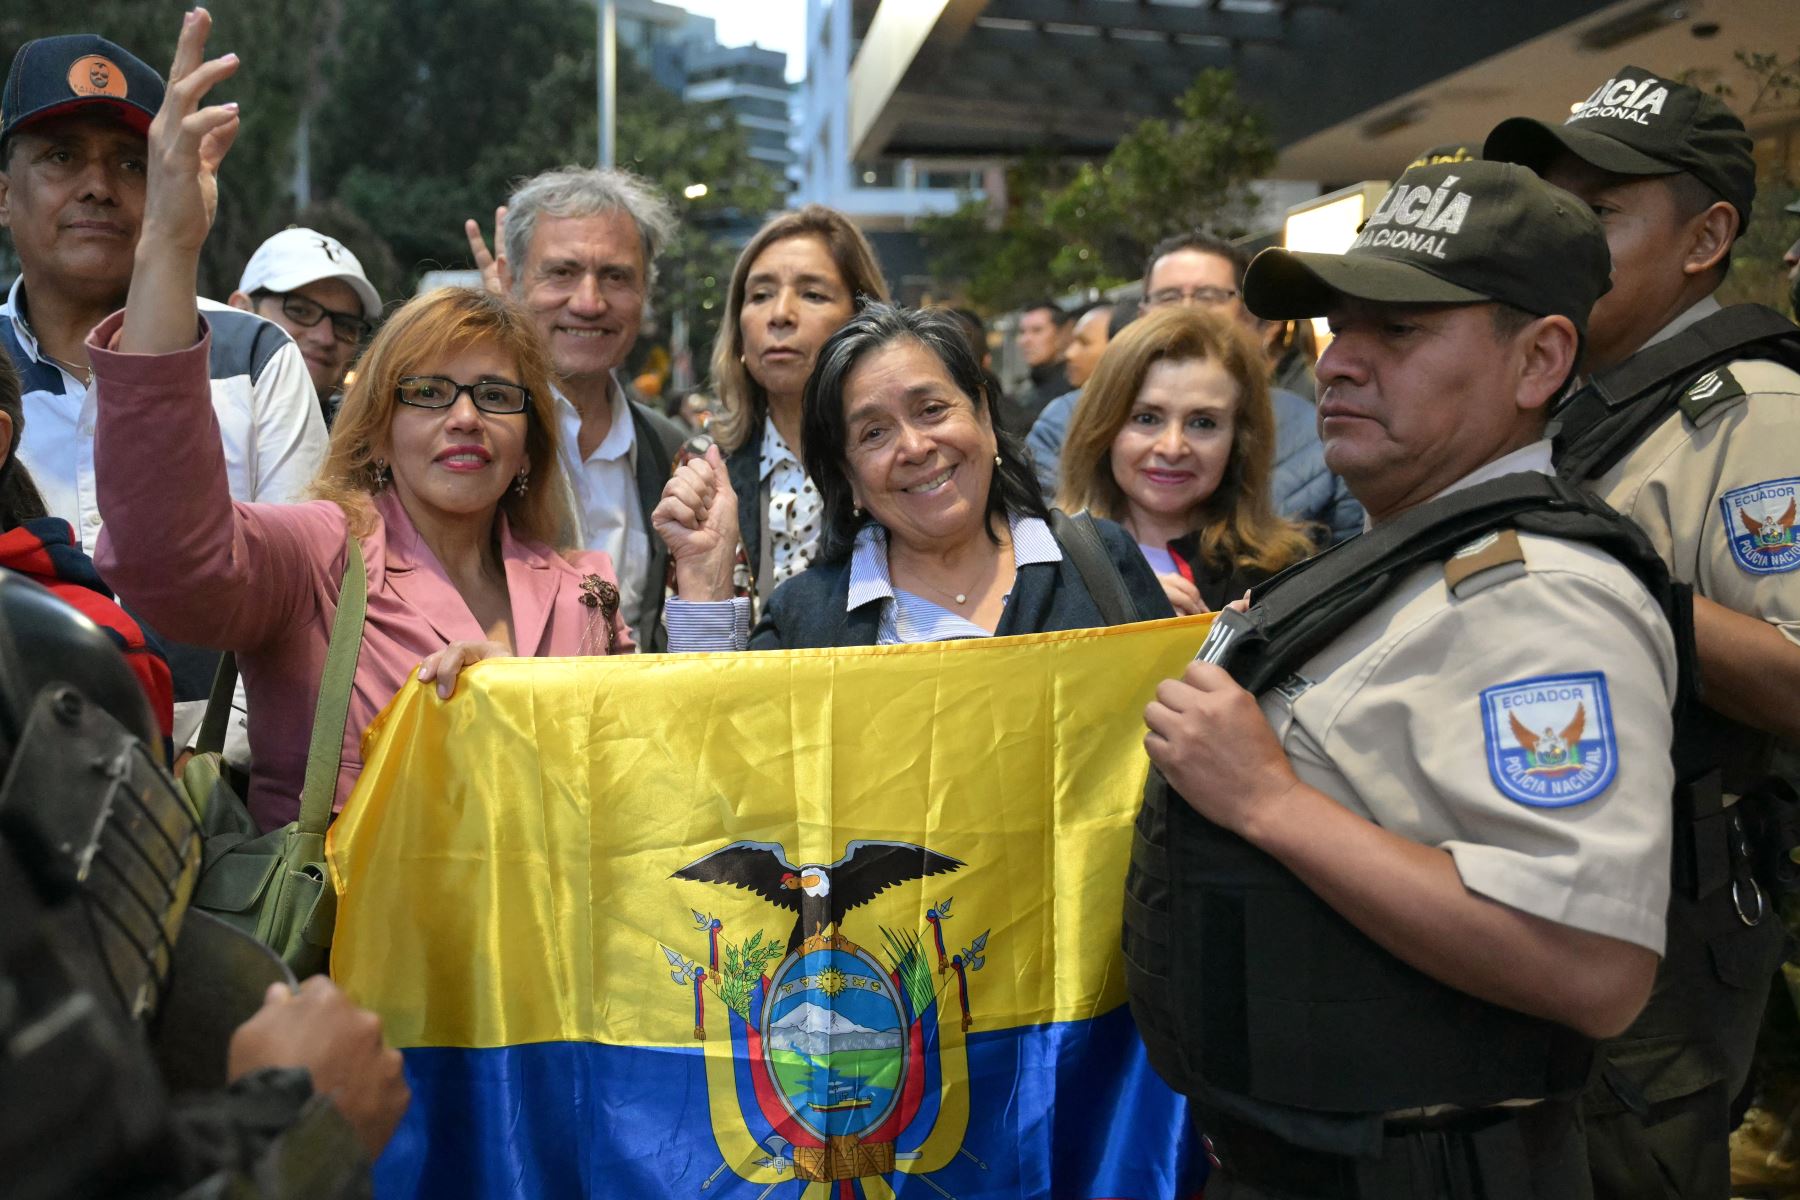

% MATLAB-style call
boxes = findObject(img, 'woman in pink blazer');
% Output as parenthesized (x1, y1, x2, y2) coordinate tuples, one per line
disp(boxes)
(91, 34, 631, 831)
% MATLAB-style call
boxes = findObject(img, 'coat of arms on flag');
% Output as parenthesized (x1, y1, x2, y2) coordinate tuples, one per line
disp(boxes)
(666, 838, 981, 1187)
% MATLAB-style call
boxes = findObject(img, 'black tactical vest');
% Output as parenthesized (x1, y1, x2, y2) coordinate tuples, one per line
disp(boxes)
(1122, 473, 1687, 1153)
(1554, 304, 1800, 485)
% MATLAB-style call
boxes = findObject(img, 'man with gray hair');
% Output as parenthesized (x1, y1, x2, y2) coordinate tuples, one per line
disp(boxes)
(466, 166, 687, 648)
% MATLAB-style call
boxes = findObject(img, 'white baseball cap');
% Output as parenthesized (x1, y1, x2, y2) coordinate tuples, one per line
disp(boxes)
(238, 227, 381, 320)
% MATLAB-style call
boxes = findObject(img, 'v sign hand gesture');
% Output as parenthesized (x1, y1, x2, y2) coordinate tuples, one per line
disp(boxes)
(464, 206, 513, 295)
(122, 8, 242, 355)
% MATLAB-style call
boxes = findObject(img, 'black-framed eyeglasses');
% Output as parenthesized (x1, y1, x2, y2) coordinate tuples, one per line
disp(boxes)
(256, 290, 373, 345)
(1144, 286, 1239, 308)
(395, 376, 532, 414)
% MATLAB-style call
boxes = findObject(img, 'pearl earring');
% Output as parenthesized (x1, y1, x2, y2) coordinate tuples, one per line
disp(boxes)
(994, 454, 1002, 466)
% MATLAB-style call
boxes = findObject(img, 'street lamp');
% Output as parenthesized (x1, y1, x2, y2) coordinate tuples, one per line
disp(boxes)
(597, 0, 615, 168)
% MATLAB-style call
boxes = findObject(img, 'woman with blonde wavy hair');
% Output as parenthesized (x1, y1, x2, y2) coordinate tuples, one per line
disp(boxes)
(706, 205, 889, 603)
(1058, 305, 1316, 614)
(90, 46, 634, 832)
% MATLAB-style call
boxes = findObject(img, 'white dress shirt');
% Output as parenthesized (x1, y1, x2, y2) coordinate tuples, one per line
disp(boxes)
(4, 278, 326, 554)
(556, 379, 649, 636)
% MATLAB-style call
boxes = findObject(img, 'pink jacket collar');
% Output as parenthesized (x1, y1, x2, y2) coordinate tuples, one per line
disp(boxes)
(367, 487, 560, 654)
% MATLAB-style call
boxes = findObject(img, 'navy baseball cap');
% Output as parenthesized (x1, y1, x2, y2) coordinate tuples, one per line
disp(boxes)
(1485, 65, 1755, 228)
(1, 35, 163, 157)
(1243, 160, 1612, 333)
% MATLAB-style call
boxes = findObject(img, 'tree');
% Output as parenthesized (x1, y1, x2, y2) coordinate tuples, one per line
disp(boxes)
(1702, 48, 1800, 313)
(919, 69, 1276, 313)
(311, 0, 780, 364)
(914, 153, 1079, 315)
(5, 0, 783, 347)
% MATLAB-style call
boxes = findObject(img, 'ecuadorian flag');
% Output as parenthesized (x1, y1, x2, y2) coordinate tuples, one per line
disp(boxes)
(329, 616, 1213, 1198)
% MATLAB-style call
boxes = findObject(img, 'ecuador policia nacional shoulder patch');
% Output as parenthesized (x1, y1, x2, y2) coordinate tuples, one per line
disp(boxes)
(1720, 477, 1800, 575)
(1480, 672, 1619, 807)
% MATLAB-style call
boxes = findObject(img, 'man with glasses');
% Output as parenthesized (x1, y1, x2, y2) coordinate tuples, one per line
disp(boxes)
(0, 33, 324, 700)
(230, 227, 381, 425)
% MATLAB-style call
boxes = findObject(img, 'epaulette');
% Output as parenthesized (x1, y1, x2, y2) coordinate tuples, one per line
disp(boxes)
(1443, 528, 1527, 598)
(1678, 366, 1746, 425)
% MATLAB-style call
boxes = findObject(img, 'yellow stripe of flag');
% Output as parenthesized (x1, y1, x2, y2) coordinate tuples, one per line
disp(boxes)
(328, 616, 1212, 1050)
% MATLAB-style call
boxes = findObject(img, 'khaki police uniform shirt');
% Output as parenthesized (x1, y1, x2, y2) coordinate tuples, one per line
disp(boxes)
(1588, 296, 1800, 650)
(1259, 443, 1678, 954)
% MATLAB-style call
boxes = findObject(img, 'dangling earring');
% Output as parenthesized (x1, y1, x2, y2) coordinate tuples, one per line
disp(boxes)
(514, 468, 531, 496)
(993, 454, 1002, 466)
(371, 458, 391, 490)
(852, 503, 863, 519)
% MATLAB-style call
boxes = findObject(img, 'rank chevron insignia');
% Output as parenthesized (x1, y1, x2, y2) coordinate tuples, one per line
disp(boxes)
(666, 839, 989, 1191)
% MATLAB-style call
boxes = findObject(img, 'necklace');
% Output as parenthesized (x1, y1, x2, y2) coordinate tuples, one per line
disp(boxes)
(40, 350, 92, 386)
(894, 548, 1002, 608)
(918, 580, 974, 606)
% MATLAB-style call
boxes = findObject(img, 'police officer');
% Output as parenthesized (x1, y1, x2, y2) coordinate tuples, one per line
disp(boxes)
(1127, 160, 1680, 1198)
(1486, 66, 1800, 1200)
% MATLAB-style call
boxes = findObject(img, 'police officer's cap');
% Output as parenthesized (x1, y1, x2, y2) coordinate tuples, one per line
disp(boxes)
(0, 35, 163, 160)
(1243, 160, 1611, 333)
(1484, 64, 1755, 229)
(1407, 141, 1479, 171)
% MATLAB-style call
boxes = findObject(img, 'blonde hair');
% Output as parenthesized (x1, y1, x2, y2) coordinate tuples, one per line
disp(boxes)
(708, 206, 890, 452)
(310, 287, 568, 547)
(1058, 306, 1315, 575)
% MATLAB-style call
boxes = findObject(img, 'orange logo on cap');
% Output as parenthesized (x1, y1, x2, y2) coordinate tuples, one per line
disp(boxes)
(67, 55, 128, 99)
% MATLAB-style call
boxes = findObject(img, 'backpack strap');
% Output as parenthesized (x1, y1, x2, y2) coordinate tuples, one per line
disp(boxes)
(1556, 304, 1800, 482)
(1050, 509, 1136, 625)
(295, 537, 369, 835)
(194, 651, 238, 756)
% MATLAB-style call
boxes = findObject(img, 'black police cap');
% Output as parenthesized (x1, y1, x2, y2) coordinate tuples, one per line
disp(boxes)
(1243, 160, 1611, 333)
(1484, 65, 1755, 229)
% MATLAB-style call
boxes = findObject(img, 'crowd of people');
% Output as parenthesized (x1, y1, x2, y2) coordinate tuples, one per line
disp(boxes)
(4, 6, 1800, 1199)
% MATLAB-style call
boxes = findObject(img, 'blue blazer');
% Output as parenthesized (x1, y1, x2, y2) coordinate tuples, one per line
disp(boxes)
(749, 513, 1173, 649)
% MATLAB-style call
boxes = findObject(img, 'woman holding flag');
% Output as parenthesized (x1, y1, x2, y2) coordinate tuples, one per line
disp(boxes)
(657, 303, 1171, 648)
(86, 8, 635, 833)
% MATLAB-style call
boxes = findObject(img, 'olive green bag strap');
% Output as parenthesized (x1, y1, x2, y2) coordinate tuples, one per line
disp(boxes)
(296, 537, 368, 835)
(194, 652, 238, 758)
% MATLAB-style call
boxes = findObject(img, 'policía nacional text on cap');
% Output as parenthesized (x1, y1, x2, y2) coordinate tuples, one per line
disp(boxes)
(1241, 159, 1612, 332)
